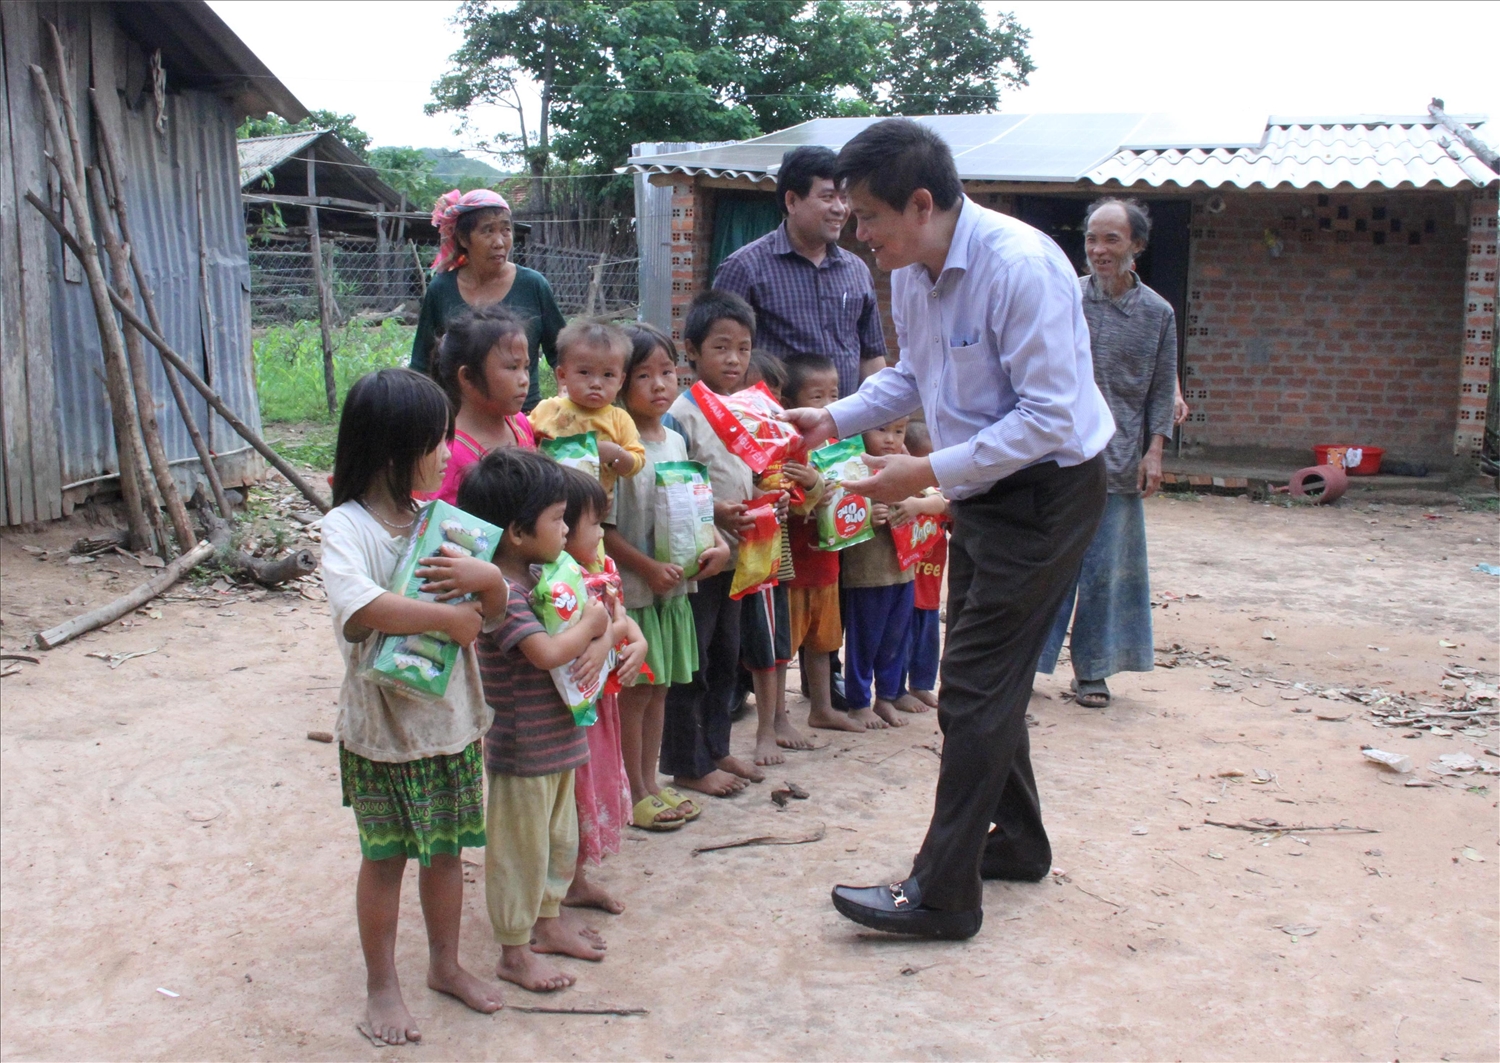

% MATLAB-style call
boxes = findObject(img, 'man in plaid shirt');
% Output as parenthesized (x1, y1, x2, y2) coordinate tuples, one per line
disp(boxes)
(713, 146, 889, 399)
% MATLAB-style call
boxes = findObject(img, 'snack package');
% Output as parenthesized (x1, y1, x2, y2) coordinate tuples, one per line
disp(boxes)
(690, 380, 801, 476)
(809, 438, 875, 551)
(653, 461, 716, 579)
(891, 511, 943, 570)
(540, 432, 601, 482)
(366, 501, 502, 698)
(531, 553, 610, 726)
(728, 493, 783, 600)
(582, 560, 654, 692)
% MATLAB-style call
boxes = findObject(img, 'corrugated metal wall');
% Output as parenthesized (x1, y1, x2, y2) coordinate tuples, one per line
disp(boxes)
(2, 2, 261, 523)
(634, 142, 729, 331)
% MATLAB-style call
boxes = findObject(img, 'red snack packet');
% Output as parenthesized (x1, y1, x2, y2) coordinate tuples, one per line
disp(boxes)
(891, 513, 943, 570)
(582, 562, 654, 691)
(690, 380, 802, 476)
(728, 493, 783, 600)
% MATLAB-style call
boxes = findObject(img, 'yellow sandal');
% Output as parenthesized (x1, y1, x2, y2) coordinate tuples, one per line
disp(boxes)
(632, 794, 685, 831)
(657, 787, 701, 821)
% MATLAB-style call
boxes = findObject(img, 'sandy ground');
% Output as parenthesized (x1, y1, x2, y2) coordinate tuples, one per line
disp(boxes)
(1, 491, 1497, 1062)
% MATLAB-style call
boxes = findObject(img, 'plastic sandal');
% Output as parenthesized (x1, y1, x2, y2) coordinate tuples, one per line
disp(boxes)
(631, 794, 685, 831)
(656, 787, 702, 821)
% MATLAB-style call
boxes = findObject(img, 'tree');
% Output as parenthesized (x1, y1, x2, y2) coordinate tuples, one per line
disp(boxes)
(236, 109, 373, 159)
(875, 1, 1034, 115)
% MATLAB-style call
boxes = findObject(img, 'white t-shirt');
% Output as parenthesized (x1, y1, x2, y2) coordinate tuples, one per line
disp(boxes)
(607, 429, 692, 610)
(321, 501, 490, 763)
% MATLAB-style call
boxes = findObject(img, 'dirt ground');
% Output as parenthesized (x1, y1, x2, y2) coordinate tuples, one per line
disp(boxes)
(2, 490, 1497, 1062)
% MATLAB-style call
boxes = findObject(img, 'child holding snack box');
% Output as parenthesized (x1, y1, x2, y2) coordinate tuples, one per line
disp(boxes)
(322, 368, 507, 1044)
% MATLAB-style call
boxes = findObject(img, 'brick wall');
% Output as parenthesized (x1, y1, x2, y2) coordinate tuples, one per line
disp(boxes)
(1182, 189, 1470, 463)
(1455, 187, 1497, 460)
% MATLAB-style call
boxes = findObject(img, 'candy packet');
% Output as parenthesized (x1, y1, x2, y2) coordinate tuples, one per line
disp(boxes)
(891, 508, 943, 569)
(540, 432, 601, 481)
(653, 460, 716, 579)
(809, 438, 875, 551)
(366, 500, 502, 699)
(531, 553, 609, 726)
(690, 380, 801, 476)
(728, 493, 783, 600)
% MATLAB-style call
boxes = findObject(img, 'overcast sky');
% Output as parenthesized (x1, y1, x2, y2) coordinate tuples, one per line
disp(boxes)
(211, 0, 1500, 154)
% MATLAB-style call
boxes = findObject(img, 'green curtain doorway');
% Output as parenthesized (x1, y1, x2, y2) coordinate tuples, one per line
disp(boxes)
(709, 192, 782, 279)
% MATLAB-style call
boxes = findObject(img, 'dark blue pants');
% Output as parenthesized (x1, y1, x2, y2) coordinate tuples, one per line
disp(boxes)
(903, 607, 941, 692)
(843, 582, 915, 709)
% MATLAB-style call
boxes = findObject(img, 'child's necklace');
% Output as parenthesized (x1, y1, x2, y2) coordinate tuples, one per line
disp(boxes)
(360, 501, 415, 533)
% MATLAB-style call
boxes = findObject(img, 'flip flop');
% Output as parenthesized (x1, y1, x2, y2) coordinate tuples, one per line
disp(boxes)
(631, 794, 685, 831)
(1071, 678, 1111, 709)
(657, 787, 701, 821)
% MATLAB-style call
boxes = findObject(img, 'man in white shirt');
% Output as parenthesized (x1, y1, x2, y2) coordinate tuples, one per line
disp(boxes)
(784, 119, 1114, 939)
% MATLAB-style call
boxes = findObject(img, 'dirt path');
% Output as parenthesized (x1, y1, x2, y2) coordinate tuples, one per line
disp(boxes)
(1, 494, 1496, 1061)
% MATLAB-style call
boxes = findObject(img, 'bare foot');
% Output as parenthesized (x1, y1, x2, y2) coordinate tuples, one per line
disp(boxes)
(754, 732, 786, 766)
(807, 705, 865, 732)
(873, 699, 910, 728)
(361, 984, 421, 1045)
(563, 877, 625, 915)
(892, 693, 931, 714)
(774, 713, 816, 750)
(531, 915, 606, 961)
(911, 688, 940, 709)
(497, 943, 574, 992)
(427, 962, 504, 1014)
(849, 706, 889, 730)
(717, 754, 766, 782)
(555, 906, 606, 948)
(673, 770, 747, 797)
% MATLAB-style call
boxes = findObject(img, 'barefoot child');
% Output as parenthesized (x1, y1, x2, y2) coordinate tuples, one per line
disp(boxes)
(558, 467, 648, 914)
(456, 449, 616, 991)
(428, 305, 536, 504)
(529, 320, 645, 504)
(781, 354, 864, 735)
(840, 417, 915, 729)
(889, 421, 949, 713)
(663, 290, 766, 796)
(607, 323, 729, 828)
(322, 368, 507, 1045)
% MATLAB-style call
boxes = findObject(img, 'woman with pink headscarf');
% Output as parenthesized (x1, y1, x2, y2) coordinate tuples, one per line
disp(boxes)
(410, 189, 565, 412)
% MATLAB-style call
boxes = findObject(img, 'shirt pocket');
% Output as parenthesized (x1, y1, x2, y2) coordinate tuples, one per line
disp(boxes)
(946, 342, 1000, 412)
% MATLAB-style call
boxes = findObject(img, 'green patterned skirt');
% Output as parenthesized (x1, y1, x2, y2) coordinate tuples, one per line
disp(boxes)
(340, 741, 486, 864)
(628, 594, 698, 687)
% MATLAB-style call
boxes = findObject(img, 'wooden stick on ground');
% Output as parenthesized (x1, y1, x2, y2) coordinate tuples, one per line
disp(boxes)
(87, 164, 196, 550)
(691, 822, 826, 856)
(90, 87, 232, 520)
(1203, 819, 1381, 834)
(508, 1006, 649, 1017)
(23, 191, 331, 513)
(30, 52, 154, 553)
(35, 541, 214, 650)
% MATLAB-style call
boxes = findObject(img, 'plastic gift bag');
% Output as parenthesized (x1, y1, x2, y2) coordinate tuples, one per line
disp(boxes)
(689, 380, 801, 476)
(540, 432, 601, 481)
(728, 493, 783, 600)
(531, 553, 610, 725)
(809, 438, 875, 551)
(653, 460, 716, 579)
(366, 501, 502, 698)
(891, 511, 943, 570)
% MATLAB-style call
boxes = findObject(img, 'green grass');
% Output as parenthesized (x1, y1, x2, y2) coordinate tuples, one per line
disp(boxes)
(254, 320, 414, 424)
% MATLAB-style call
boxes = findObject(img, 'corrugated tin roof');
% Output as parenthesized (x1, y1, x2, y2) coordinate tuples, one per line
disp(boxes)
(238, 130, 324, 186)
(626, 114, 1496, 190)
(238, 130, 403, 207)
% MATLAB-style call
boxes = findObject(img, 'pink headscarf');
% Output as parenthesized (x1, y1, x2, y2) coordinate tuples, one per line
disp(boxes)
(430, 188, 511, 273)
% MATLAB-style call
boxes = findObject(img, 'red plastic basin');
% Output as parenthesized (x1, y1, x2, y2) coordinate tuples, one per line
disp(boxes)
(1313, 444, 1384, 475)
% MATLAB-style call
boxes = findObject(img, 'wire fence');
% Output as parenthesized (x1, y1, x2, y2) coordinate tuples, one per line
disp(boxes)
(248, 241, 639, 326)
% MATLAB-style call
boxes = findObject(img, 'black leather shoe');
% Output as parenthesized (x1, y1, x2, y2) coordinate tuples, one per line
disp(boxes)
(830, 878, 982, 940)
(980, 857, 1051, 882)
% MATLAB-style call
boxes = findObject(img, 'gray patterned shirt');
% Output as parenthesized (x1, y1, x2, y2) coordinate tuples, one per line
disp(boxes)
(1080, 273, 1179, 495)
(713, 223, 888, 399)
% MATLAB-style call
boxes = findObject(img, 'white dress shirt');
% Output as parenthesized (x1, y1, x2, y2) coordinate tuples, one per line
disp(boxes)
(826, 197, 1115, 500)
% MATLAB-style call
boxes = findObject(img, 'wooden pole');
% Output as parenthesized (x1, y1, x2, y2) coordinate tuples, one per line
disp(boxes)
(27, 188, 332, 513)
(88, 165, 196, 551)
(409, 240, 427, 298)
(90, 88, 232, 520)
(30, 43, 153, 553)
(374, 213, 390, 307)
(305, 150, 338, 414)
(36, 541, 214, 650)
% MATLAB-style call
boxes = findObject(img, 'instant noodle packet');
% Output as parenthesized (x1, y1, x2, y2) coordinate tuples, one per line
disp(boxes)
(653, 460, 716, 579)
(531, 553, 610, 726)
(689, 380, 801, 476)
(809, 438, 875, 551)
(539, 432, 601, 481)
(366, 500, 502, 698)
(728, 493, 783, 600)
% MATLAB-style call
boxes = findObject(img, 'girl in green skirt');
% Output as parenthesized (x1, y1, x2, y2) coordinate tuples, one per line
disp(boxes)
(322, 369, 508, 1044)
(606, 324, 730, 830)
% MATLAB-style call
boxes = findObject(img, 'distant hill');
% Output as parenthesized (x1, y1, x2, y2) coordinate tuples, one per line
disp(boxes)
(420, 148, 506, 183)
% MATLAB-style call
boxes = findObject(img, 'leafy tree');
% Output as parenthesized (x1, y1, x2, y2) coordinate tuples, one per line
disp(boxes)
(875, 1, 1033, 115)
(237, 109, 373, 159)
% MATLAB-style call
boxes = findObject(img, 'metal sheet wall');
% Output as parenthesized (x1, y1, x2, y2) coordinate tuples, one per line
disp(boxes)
(634, 142, 730, 332)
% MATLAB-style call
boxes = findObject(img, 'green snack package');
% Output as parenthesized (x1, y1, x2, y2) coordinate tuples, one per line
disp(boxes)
(366, 500, 503, 699)
(809, 438, 875, 551)
(540, 432, 601, 481)
(653, 460, 716, 579)
(531, 553, 610, 726)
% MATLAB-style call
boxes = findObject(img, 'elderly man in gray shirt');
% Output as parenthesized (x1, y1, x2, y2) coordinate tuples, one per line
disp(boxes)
(1037, 198, 1178, 708)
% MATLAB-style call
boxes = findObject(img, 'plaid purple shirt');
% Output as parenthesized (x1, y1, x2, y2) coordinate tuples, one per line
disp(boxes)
(713, 223, 888, 399)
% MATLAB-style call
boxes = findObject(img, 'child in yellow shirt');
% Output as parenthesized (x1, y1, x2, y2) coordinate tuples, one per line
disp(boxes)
(530, 321, 646, 503)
